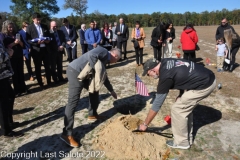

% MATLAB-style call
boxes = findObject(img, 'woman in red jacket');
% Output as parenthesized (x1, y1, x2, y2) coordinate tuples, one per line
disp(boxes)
(180, 23, 198, 62)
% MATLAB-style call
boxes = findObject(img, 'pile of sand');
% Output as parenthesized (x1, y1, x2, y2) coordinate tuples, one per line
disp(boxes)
(93, 115, 168, 160)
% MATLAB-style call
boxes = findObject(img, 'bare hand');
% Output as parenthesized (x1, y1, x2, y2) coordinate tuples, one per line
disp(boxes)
(110, 91, 117, 99)
(138, 124, 147, 131)
(28, 49, 31, 52)
(14, 39, 20, 44)
(117, 32, 121, 35)
(93, 43, 97, 48)
(45, 40, 50, 43)
(58, 46, 64, 51)
(67, 41, 71, 45)
(38, 40, 45, 44)
(7, 49, 14, 57)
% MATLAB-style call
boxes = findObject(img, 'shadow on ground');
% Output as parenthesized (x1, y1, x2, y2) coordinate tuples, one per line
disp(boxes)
(192, 105, 222, 142)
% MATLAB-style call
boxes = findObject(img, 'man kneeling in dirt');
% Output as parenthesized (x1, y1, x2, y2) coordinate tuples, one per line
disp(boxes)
(61, 46, 120, 148)
(139, 58, 216, 149)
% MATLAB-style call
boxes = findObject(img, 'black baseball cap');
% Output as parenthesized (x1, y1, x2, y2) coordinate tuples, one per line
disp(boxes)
(142, 58, 159, 76)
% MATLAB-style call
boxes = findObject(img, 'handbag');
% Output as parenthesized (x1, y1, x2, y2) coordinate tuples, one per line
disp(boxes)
(195, 44, 200, 51)
(187, 33, 200, 51)
(133, 39, 139, 48)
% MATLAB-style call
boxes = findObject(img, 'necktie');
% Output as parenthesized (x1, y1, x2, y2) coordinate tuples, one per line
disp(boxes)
(38, 25, 42, 37)
(54, 31, 61, 46)
(92, 30, 96, 42)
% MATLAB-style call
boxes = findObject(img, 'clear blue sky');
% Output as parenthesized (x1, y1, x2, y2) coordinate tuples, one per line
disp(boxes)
(0, 0, 239, 17)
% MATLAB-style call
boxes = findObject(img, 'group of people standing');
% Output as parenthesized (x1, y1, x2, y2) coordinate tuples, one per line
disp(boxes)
(0, 12, 79, 137)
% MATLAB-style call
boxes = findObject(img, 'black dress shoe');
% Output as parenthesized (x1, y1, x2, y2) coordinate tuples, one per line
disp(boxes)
(229, 65, 234, 72)
(223, 64, 229, 71)
(4, 131, 24, 138)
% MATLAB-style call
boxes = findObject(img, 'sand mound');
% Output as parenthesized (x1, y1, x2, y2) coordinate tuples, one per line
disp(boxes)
(93, 115, 167, 160)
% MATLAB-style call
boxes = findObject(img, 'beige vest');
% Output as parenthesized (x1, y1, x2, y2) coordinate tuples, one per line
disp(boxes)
(77, 60, 107, 93)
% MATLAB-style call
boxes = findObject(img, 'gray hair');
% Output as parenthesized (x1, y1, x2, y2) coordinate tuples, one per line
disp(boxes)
(1, 20, 16, 34)
(114, 22, 117, 25)
(110, 48, 121, 59)
(81, 24, 86, 30)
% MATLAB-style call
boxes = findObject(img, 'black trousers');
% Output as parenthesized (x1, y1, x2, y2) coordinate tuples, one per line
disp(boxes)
(63, 66, 100, 136)
(112, 41, 117, 48)
(230, 47, 239, 65)
(183, 51, 196, 62)
(32, 47, 51, 86)
(49, 50, 64, 82)
(81, 44, 88, 54)
(117, 41, 127, 58)
(0, 78, 15, 135)
(66, 46, 77, 62)
(10, 58, 27, 94)
(135, 47, 143, 64)
(24, 54, 34, 79)
(153, 46, 162, 61)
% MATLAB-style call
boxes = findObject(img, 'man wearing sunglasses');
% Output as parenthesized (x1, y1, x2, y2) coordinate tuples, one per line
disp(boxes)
(215, 17, 240, 72)
(138, 58, 216, 149)
(215, 17, 235, 41)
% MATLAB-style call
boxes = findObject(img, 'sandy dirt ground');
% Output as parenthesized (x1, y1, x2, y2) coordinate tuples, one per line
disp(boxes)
(0, 25, 240, 160)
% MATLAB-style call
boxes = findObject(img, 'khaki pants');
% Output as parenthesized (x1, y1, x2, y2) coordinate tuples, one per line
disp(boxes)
(171, 79, 216, 146)
(217, 56, 224, 69)
(163, 41, 173, 58)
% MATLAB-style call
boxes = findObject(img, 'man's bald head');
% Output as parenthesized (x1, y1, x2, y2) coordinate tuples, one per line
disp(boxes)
(50, 21, 57, 31)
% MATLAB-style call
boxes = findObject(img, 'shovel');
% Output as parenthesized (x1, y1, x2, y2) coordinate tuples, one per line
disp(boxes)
(132, 126, 173, 138)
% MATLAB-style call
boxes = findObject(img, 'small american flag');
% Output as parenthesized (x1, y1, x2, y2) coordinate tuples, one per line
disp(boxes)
(135, 73, 149, 96)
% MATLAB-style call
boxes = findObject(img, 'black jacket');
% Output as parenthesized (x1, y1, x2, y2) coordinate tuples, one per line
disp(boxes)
(164, 28, 175, 43)
(47, 29, 66, 53)
(101, 29, 113, 44)
(215, 23, 235, 40)
(115, 24, 129, 42)
(151, 24, 165, 47)
(26, 23, 50, 52)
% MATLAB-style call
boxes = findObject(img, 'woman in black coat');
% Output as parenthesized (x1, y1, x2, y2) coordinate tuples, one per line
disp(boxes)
(101, 22, 113, 45)
(2, 20, 29, 96)
(150, 22, 165, 61)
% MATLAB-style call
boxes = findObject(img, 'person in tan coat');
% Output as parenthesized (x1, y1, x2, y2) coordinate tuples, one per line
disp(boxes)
(131, 21, 146, 66)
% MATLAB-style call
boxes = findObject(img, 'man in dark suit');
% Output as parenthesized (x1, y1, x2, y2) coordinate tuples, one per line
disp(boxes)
(19, 22, 34, 81)
(26, 12, 51, 89)
(60, 18, 78, 63)
(115, 18, 129, 60)
(48, 21, 67, 83)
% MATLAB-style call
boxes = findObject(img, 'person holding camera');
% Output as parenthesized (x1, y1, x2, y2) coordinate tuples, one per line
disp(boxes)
(131, 21, 146, 67)
(2, 20, 29, 96)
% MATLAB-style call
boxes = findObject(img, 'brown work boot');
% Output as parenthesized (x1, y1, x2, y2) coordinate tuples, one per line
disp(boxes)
(60, 135, 80, 148)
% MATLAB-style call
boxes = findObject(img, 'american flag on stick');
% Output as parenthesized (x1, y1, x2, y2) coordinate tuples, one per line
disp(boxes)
(135, 73, 149, 96)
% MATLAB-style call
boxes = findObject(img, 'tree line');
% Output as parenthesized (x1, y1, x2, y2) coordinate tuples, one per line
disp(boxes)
(0, 0, 240, 31)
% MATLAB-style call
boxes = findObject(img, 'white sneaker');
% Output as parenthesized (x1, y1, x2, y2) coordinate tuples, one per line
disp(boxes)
(166, 140, 190, 149)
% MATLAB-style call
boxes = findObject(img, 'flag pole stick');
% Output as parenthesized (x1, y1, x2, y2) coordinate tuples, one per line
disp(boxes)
(134, 70, 137, 114)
